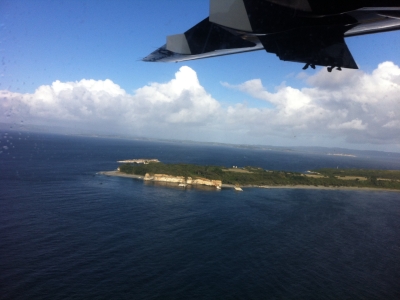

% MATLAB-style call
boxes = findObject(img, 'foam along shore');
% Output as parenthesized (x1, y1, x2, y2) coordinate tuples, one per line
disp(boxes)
(100, 171, 145, 180)
(99, 171, 400, 192)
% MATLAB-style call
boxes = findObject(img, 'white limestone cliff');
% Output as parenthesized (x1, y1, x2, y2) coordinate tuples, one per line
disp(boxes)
(144, 173, 222, 188)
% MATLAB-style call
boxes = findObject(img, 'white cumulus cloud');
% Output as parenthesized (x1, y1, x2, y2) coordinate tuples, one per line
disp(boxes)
(223, 61, 400, 146)
(1, 63, 400, 150)
(1, 66, 221, 138)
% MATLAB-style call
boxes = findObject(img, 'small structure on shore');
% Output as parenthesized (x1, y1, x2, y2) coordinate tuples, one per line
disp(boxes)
(234, 184, 243, 191)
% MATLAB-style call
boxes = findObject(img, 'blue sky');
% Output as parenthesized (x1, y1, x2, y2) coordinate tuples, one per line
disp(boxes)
(1, 0, 400, 151)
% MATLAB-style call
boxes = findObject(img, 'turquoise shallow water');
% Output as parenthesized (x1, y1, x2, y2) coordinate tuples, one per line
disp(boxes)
(1, 132, 400, 299)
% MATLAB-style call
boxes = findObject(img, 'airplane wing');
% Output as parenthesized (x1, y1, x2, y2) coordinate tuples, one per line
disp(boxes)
(142, 17, 263, 63)
(143, 0, 400, 71)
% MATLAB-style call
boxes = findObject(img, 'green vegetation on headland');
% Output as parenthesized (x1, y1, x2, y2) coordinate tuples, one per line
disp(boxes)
(118, 162, 400, 190)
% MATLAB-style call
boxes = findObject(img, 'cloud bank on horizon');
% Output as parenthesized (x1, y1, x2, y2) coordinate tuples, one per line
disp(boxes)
(1, 62, 400, 150)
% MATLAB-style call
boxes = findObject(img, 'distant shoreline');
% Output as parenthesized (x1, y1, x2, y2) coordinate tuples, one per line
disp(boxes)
(99, 171, 400, 193)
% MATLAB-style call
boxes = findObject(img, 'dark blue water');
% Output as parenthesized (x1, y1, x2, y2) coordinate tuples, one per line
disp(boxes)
(1, 132, 400, 299)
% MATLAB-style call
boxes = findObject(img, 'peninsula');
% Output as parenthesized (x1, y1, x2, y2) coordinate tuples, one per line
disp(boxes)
(100, 160, 400, 192)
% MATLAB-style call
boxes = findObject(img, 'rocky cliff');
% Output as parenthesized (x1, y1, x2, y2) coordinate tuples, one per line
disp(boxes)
(144, 173, 222, 188)
(187, 177, 222, 188)
(144, 173, 186, 184)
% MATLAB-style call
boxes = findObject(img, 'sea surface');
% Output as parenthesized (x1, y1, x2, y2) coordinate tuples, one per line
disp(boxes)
(1, 131, 400, 300)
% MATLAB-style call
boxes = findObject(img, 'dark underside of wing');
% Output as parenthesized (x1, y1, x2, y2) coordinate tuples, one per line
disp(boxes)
(184, 18, 256, 54)
(142, 18, 261, 63)
(144, 1, 400, 69)
(258, 26, 358, 69)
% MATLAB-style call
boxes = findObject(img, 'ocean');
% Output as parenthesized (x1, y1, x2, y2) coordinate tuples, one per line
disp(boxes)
(1, 131, 400, 299)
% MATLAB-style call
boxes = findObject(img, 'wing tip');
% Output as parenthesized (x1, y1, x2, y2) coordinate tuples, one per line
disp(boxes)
(142, 45, 174, 62)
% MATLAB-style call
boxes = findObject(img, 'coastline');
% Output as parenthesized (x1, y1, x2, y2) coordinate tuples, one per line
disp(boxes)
(99, 171, 400, 193)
